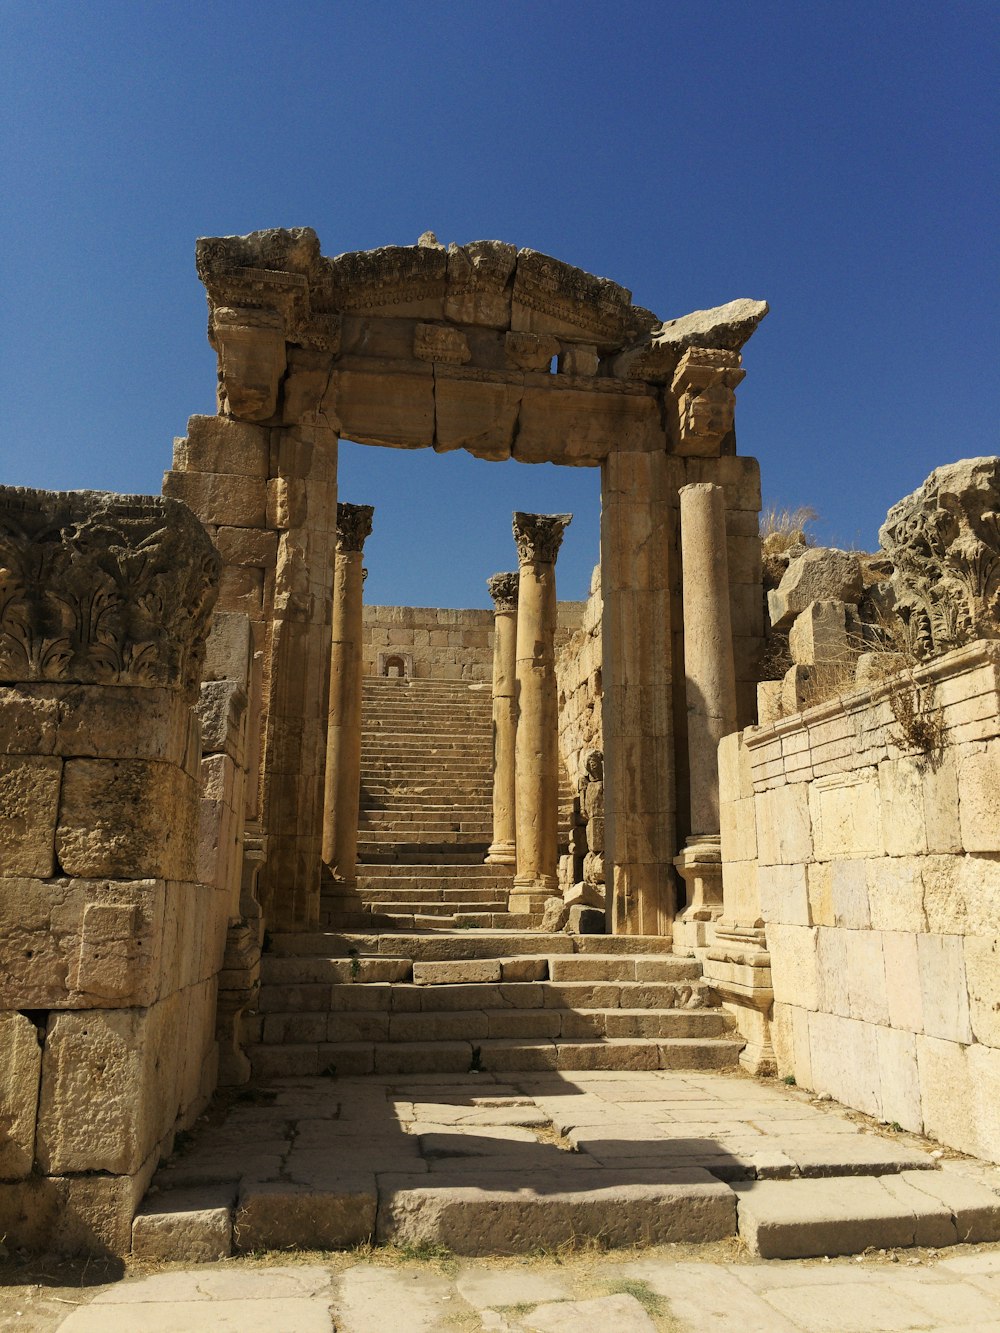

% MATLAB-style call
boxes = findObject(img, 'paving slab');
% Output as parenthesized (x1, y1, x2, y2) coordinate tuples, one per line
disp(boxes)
(518, 1292, 656, 1332)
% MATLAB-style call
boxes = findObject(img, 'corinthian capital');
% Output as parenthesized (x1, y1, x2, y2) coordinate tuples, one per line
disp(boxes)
(336, 502, 374, 553)
(512, 512, 572, 566)
(487, 571, 519, 612)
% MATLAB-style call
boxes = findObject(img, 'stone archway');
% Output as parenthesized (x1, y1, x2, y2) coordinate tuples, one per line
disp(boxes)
(165, 228, 767, 936)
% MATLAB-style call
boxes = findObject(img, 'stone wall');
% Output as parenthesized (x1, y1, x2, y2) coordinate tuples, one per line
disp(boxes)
(0, 487, 236, 1255)
(715, 641, 999, 1162)
(556, 566, 603, 791)
(363, 603, 585, 682)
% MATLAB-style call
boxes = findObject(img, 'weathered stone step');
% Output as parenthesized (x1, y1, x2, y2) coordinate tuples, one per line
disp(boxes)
(358, 819, 492, 834)
(359, 849, 490, 865)
(319, 910, 541, 932)
(362, 900, 509, 917)
(352, 887, 508, 904)
(258, 977, 718, 1013)
(356, 867, 513, 886)
(246, 1035, 744, 1078)
(250, 1006, 732, 1046)
(268, 930, 576, 959)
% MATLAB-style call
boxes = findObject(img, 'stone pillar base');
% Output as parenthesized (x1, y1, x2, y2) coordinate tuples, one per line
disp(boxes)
(486, 842, 516, 865)
(703, 923, 776, 1076)
(508, 879, 556, 916)
(672, 835, 724, 954)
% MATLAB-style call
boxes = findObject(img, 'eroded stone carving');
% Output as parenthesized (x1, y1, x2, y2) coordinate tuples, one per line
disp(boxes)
(512, 512, 572, 566)
(879, 456, 1000, 657)
(414, 324, 471, 366)
(512, 249, 632, 347)
(669, 348, 746, 457)
(486, 571, 519, 612)
(0, 487, 219, 698)
(336, 502, 374, 554)
(613, 298, 768, 382)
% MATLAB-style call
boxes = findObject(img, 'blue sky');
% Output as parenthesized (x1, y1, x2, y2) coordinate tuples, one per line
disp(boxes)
(1, 1, 996, 607)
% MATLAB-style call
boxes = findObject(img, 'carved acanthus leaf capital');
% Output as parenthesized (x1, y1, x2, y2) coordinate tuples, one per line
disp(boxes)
(0, 487, 220, 698)
(512, 512, 572, 566)
(336, 502, 374, 553)
(487, 571, 519, 612)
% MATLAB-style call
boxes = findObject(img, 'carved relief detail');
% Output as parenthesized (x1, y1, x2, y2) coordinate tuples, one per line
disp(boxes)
(879, 457, 1000, 657)
(0, 487, 220, 697)
(487, 571, 520, 612)
(414, 324, 471, 366)
(336, 502, 374, 554)
(669, 348, 746, 455)
(512, 512, 572, 566)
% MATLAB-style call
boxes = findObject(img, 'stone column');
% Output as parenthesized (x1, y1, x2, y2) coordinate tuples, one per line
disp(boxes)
(486, 571, 519, 865)
(322, 503, 374, 890)
(673, 481, 738, 950)
(511, 512, 571, 913)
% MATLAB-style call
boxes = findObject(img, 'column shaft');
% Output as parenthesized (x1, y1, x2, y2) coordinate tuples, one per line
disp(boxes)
(486, 572, 519, 865)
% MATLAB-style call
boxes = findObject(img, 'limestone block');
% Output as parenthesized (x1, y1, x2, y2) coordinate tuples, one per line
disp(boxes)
(282, 346, 339, 424)
(0, 687, 57, 755)
(162, 469, 267, 529)
(965, 935, 1000, 1047)
(958, 738, 1000, 852)
(757, 864, 809, 927)
(875, 1026, 923, 1131)
(756, 680, 783, 725)
(917, 1034, 978, 1158)
(446, 241, 517, 326)
(198, 680, 248, 758)
(56, 759, 198, 881)
(515, 380, 660, 464)
(866, 856, 927, 932)
(0, 1011, 42, 1178)
(52, 687, 197, 768)
(0, 755, 60, 876)
(806, 862, 833, 927)
(814, 927, 851, 1017)
(829, 859, 870, 928)
(213, 525, 279, 574)
(878, 757, 928, 856)
(809, 772, 882, 860)
(882, 930, 924, 1032)
(330, 360, 434, 450)
(202, 612, 254, 684)
(721, 858, 760, 925)
(767, 548, 864, 630)
(968, 1043, 1000, 1163)
(131, 1185, 235, 1261)
(234, 1177, 377, 1249)
(218, 565, 265, 617)
(845, 930, 889, 1026)
(505, 330, 560, 371)
(717, 731, 752, 804)
(173, 415, 269, 478)
(212, 305, 286, 422)
(0, 876, 167, 1008)
(788, 600, 852, 667)
(780, 664, 811, 716)
(807, 1009, 882, 1117)
(920, 852, 1000, 936)
(755, 783, 812, 866)
(557, 344, 599, 376)
(434, 369, 523, 459)
(918, 933, 973, 1043)
(766, 924, 819, 1010)
(922, 747, 962, 853)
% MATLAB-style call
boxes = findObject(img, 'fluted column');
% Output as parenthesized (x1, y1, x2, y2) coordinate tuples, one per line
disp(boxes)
(674, 482, 737, 948)
(486, 571, 519, 865)
(322, 502, 374, 887)
(511, 512, 571, 912)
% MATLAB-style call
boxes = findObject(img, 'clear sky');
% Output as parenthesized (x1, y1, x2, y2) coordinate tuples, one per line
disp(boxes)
(2, 1, 996, 608)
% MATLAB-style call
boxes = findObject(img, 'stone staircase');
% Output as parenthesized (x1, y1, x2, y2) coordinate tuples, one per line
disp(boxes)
(245, 929, 742, 1078)
(321, 677, 527, 929)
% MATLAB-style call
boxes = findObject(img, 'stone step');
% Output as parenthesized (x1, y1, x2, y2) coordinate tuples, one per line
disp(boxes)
(350, 887, 508, 904)
(246, 1035, 744, 1078)
(258, 977, 718, 1013)
(361, 900, 509, 917)
(358, 819, 493, 834)
(358, 849, 491, 865)
(268, 930, 577, 958)
(319, 911, 542, 932)
(249, 1006, 733, 1046)
(356, 868, 514, 886)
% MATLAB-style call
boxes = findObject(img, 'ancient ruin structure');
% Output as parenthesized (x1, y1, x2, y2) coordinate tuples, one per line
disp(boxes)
(2, 226, 997, 1263)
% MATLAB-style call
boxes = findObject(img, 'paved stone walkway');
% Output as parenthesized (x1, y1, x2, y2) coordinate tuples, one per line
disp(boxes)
(3, 1246, 1000, 1331)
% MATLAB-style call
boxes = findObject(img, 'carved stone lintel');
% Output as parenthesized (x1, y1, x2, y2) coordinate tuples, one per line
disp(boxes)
(487, 571, 519, 612)
(414, 323, 471, 365)
(0, 487, 220, 699)
(669, 347, 745, 457)
(512, 249, 632, 346)
(879, 456, 1000, 657)
(512, 512, 572, 566)
(336, 502, 374, 554)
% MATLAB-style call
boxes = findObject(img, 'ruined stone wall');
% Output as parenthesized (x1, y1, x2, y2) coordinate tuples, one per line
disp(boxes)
(0, 488, 234, 1255)
(362, 603, 585, 682)
(556, 566, 603, 791)
(722, 642, 1000, 1162)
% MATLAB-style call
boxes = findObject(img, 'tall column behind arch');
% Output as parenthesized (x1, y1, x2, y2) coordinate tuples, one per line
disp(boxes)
(322, 502, 374, 890)
(486, 571, 519, 866)
(511, 512, 571, 914)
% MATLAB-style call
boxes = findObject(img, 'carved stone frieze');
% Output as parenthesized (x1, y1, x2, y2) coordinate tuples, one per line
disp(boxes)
(336, 502, 374, 554)
(487, 571, 519, 612)
(446, 241, 517, 326)
(323, 244, 448, 313)
(668, 347, 746, 457)
(413, 323, 471, 365)
(0, 487, 220, 698)
(879, 456, 1000, 657)
(512, 512, 572, 566)
(504, 331, 560, 372)
(512, 250, 632, 347)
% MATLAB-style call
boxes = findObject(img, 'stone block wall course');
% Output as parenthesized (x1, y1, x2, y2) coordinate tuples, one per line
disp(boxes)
(718, 640, 1000, 1162)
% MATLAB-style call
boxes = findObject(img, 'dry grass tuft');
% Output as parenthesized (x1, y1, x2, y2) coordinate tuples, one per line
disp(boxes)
(759, 504, 818, 553)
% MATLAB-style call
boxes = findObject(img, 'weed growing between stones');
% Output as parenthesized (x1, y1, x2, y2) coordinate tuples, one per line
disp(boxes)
(602, 1277, 666, 1316)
